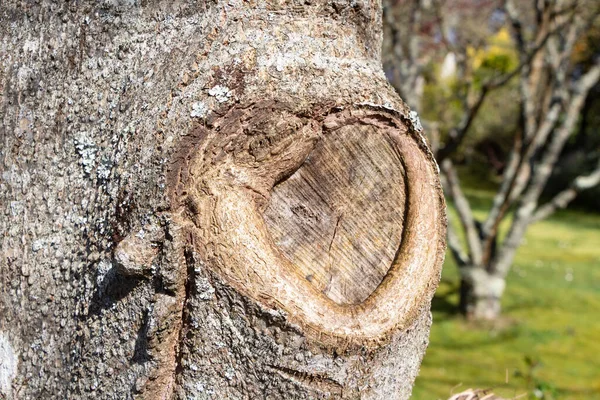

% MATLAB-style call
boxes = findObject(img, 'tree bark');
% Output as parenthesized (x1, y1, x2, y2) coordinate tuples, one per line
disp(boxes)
(459, 268, 505, 321)
(0, 1, 446, 399)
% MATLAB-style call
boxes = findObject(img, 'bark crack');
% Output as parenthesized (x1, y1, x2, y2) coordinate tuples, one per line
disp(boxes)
(266, 364, 344, 396)
(324, 214, 343, 295)
(328, 214, 343, 255)
(171, 247, 195, 390)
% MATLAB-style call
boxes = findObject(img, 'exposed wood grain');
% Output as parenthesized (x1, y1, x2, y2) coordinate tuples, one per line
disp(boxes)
(264, 124, 406, 305)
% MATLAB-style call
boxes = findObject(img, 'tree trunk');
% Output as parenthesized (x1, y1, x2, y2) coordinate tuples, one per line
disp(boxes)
(0, 1, 446, 399)
(459, 268, 506, 320)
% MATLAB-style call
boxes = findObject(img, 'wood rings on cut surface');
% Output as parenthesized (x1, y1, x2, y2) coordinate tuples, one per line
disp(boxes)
(172, 103, 446, 347)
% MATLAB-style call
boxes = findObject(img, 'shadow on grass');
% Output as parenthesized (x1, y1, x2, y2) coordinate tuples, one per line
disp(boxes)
(431, 280, 461, 319)
(431, 292, 460, 318)
(429, 281, 526, 351)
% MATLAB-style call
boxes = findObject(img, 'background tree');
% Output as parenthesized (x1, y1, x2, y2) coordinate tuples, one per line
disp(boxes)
(0, 1, 445, 399)
(383, 0, 600, 319)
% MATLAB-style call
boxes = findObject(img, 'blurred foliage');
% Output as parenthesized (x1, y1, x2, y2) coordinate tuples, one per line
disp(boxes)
(572, 23, 600, 68)
(421, 28, 520, 170)
(468, 28, 518, 84)
(514, 355, 559, 400)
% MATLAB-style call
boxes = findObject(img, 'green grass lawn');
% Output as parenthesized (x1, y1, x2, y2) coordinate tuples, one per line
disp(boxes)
(411, 188, 600, 400)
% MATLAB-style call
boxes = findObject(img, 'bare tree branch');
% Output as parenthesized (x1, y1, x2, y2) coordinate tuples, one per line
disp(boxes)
(437, 86, 489, 162)
(481, 96, 563, 242)
(407, 0, 423, 65)
(431, 0, 460, 54)
(522, 63, 600, 204)
(503, 0, 525, 52)
(532, 159, 600, 222)
(437, 10, 563, 163)
(446, 214, 471, 267)
(481, 3, 583, 248)
(441, 159, 483, 265)
(493, 63, 600, 276)
(383, 0, 427, 110)
(482, 132, 524, 238)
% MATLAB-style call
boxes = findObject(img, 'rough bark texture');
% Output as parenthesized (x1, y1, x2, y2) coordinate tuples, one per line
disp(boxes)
(458, 268, 505, 321)
(0, 1, 446, 399)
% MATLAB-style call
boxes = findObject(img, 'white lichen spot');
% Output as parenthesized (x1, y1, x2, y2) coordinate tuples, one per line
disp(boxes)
(32, 238, 45, 252)
(22, 39, 39, 53)
(74, 133, 98, 175)
(208, 85, 232, 103)
(9, 201, 23, 217)
(0, 332, 17, 397)
(355, 101, 394, 112)
(96, 260, 113, 287)
(195, 277, 215, 301)
(16, 66, 32, 91)
(224, 366, 236, 380)
(190, 101, 209, 118)
(96, 159, 112, 180)
(409, 110, 423, 132)
(276, 56, 285, 72)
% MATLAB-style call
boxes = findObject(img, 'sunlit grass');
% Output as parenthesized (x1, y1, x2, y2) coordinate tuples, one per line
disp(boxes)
(412, 187, 600, 400)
